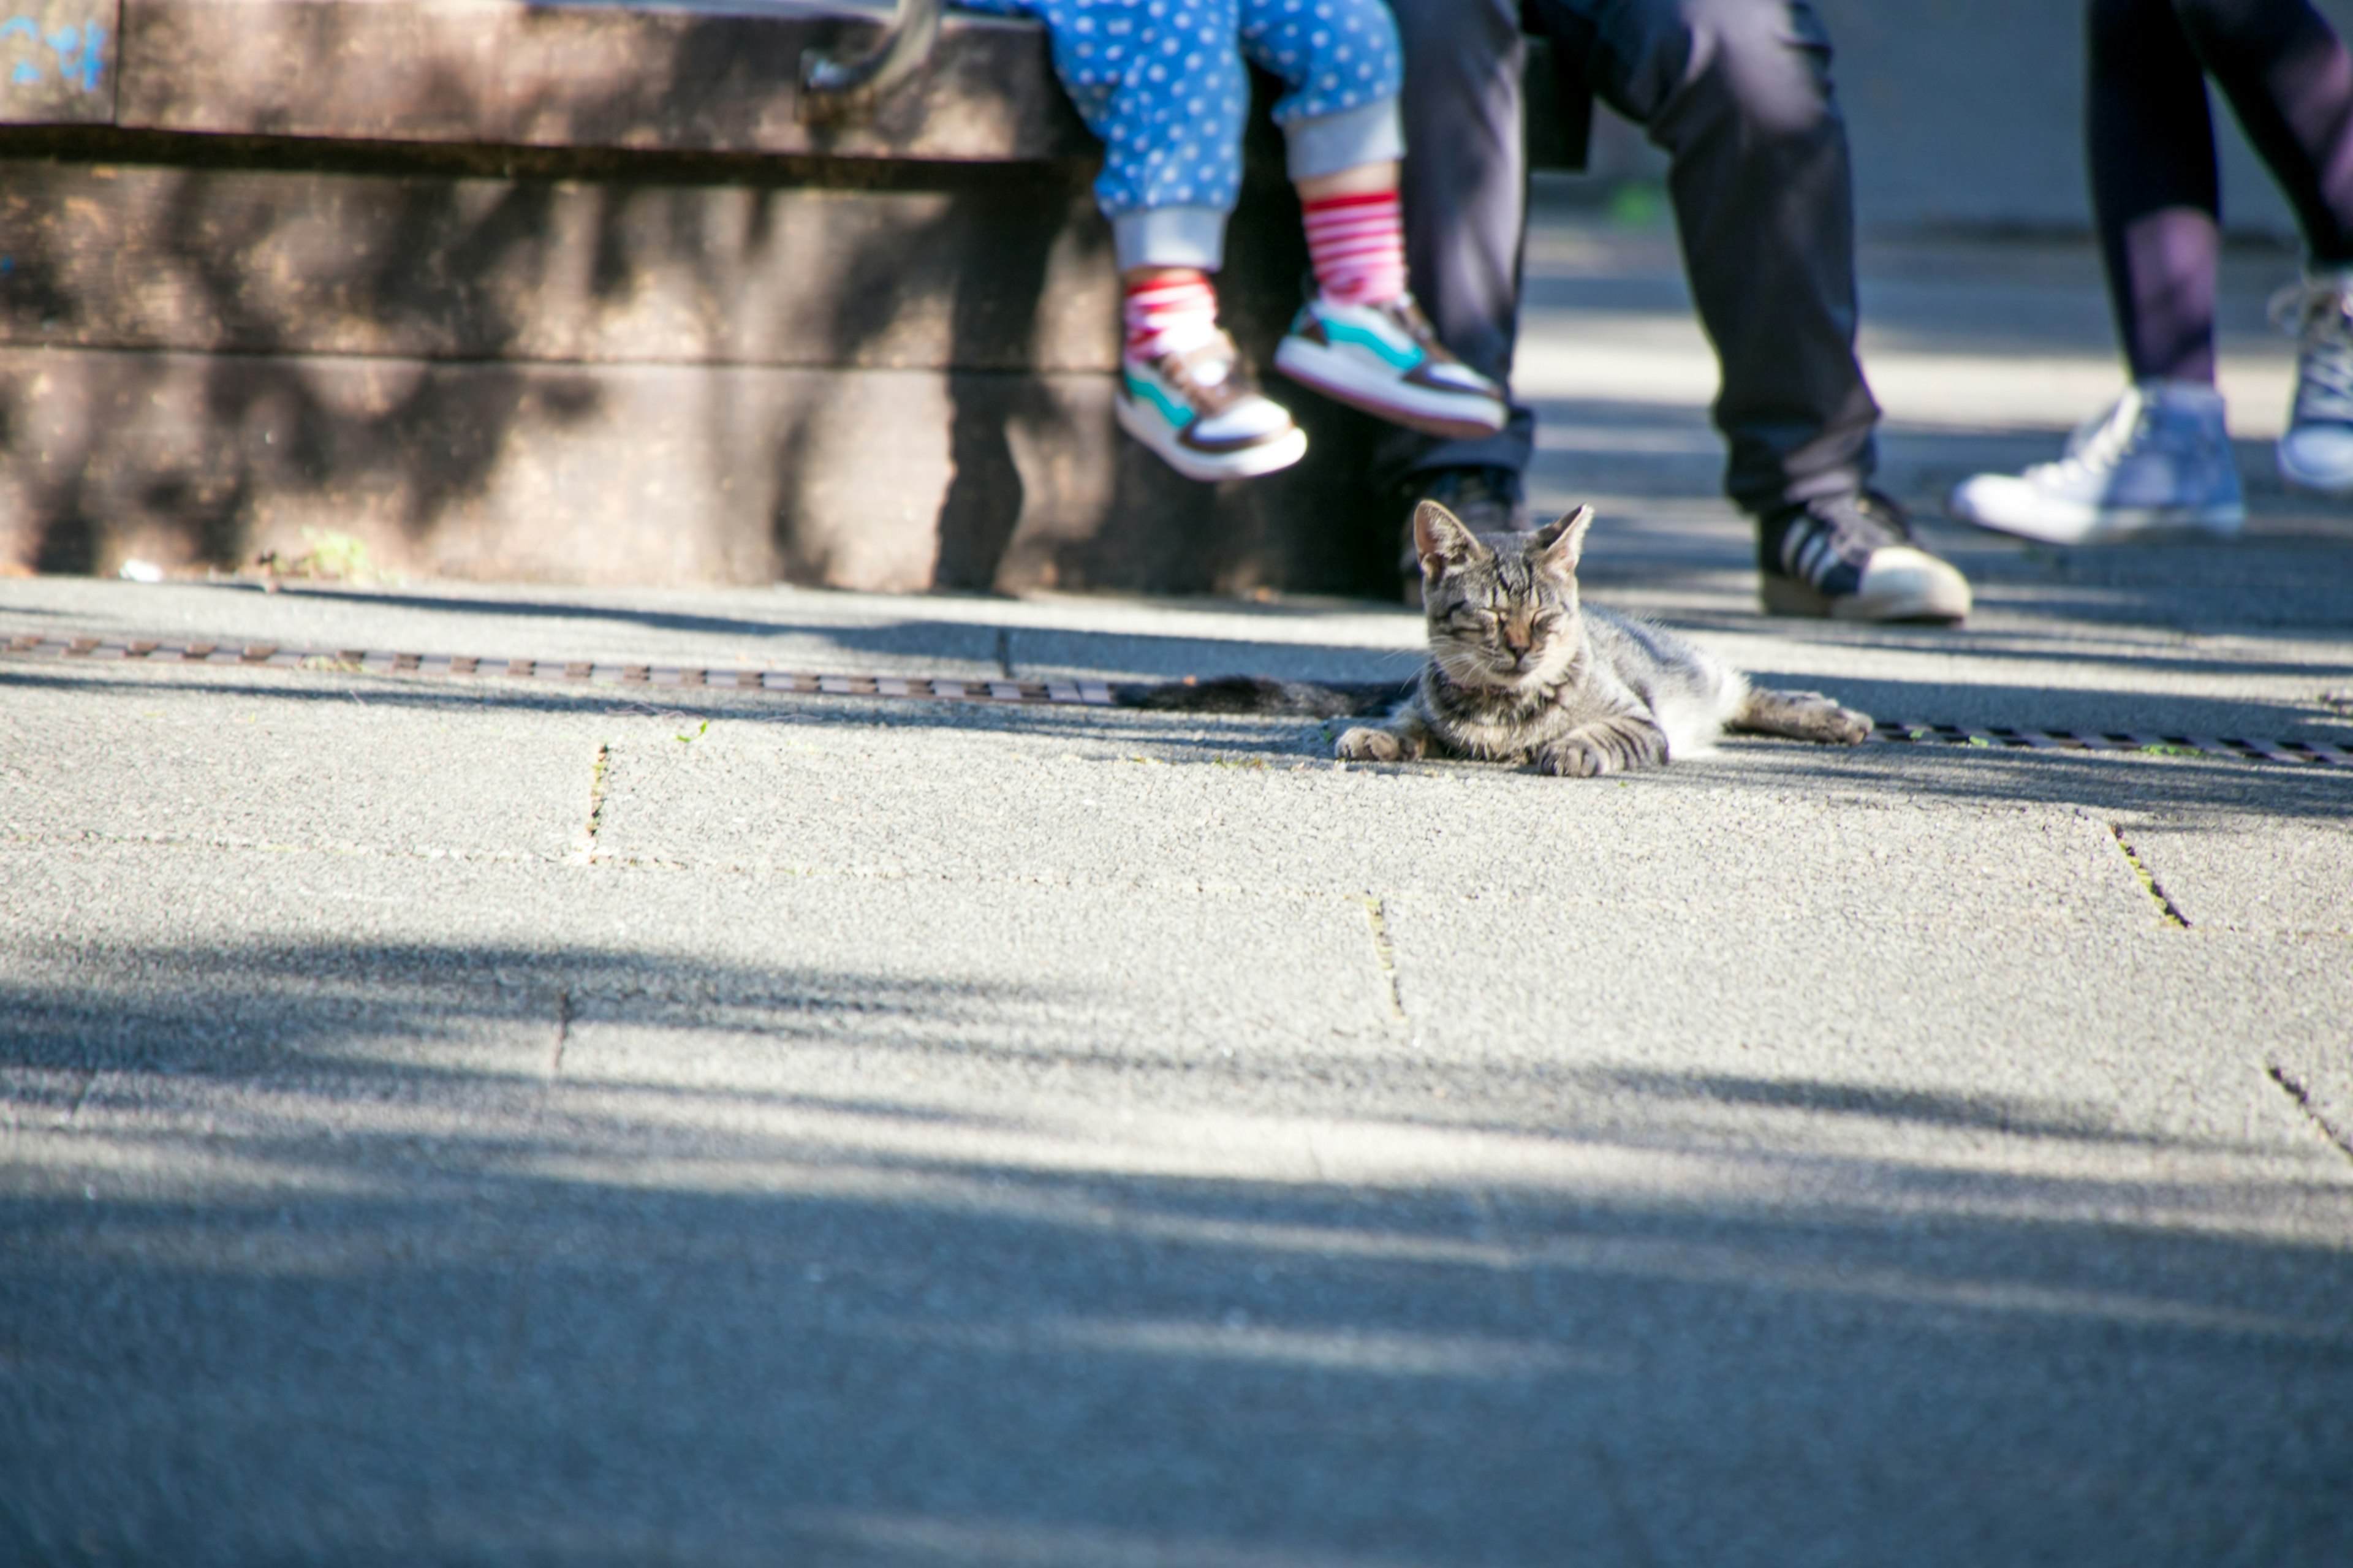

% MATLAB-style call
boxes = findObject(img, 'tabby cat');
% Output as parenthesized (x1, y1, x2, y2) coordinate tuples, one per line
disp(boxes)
(1333, 501, 1873, 775)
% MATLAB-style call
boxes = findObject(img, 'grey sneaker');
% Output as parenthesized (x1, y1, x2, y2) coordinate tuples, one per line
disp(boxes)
(1758, 490, 1972, 624)
(2273, 269, 2353, 496)
(1947, 380, 2245, 543)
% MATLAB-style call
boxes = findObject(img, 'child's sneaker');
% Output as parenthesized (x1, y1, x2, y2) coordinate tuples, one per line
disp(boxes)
(1947, 380, 2245, 544)
(1117, 331, 1308, 483)
(1272, 295, 1509, 441)
(2273, 270, 2353, 496)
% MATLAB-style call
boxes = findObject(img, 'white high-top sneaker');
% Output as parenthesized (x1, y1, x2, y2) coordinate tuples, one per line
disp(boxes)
(1947, 380, 2245, 544)
(2273, 268, 2353, 496)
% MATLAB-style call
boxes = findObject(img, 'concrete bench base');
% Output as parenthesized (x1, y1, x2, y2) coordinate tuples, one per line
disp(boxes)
(0, 129, 1400, 596)
(0, 2, 1422, 595)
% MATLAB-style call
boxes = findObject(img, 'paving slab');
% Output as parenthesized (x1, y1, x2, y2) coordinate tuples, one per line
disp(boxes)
(1, 656, 604, 859)
(5, 841, 2351, 1566)
(2109, 810, 2353, 936)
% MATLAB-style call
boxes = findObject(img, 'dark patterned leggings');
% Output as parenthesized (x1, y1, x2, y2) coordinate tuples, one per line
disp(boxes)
(2093, 0, 2353, 382)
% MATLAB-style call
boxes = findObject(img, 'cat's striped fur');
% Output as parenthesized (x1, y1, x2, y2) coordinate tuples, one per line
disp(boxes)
(1334, 502, 1871, 776)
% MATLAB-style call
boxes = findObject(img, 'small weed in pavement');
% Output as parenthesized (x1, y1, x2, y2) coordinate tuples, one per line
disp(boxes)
(676, 720, 710, 744)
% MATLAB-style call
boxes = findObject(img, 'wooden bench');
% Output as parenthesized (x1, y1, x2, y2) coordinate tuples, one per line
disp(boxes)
(0, 0, 1587, 594)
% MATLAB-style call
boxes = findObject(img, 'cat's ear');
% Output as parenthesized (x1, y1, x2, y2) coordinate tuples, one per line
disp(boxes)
(1412, 501, 1490, 576)
(1534, 504, 1595, 571)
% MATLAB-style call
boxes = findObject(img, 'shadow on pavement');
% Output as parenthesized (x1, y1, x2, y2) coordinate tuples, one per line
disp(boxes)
(2, 936, 2351, 1566)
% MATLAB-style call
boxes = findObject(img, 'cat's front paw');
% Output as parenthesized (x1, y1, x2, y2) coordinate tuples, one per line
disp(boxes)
(1335, 725, 1406, 762)
(1821, 705, 1874, 746)
(1536, 738, 1612, 778)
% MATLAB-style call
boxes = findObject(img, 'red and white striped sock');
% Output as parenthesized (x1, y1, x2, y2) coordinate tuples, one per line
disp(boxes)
(1123, 270, 1220, 361)
(1302, 189, 1408, 307)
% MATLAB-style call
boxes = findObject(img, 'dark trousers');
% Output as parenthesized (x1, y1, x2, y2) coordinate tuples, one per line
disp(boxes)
(2091, 0, 2353, 384)
(1382, 0, 1877, 518)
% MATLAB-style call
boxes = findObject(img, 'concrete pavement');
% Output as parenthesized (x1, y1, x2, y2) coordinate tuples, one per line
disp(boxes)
(4, 214, 2352, 1566)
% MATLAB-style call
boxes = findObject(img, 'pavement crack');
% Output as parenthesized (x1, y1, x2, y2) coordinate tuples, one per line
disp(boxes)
(550, 988, 572, 1080)
(1358, 896, 1408, 1023)
(2109, 824, 2189, 928)
(575, 743, 610, 865)
(2268, 1063, 2353, 1164)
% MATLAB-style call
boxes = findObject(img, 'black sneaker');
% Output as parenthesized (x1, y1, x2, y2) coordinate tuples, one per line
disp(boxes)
(1757, 490, 1972, 624)
(1393, 466, 1526, 604)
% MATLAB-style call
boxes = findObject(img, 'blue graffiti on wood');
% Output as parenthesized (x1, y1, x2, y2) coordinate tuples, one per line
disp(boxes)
(0, 16, 107, 94)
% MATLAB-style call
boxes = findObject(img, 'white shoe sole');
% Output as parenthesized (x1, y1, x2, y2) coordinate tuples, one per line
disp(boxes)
(2276, 445, 2353, 496)
(1760, 547, 1972, 624)
(1949, 482, 2244, 545)
(1116, 395, 1306, 483)
(1271, 336, 1506, 441)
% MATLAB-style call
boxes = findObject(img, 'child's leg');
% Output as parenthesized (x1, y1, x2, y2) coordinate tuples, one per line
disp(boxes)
(968, 0, 1307, 479)
(1240, 0, 1507, 441)
(968, 0, 1254, 271)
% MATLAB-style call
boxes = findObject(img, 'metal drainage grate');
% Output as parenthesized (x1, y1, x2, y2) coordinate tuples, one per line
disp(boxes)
(7, 631, 2349, 768)
(1, 632, 1113, 707)
(1866, 720, 2351, 768)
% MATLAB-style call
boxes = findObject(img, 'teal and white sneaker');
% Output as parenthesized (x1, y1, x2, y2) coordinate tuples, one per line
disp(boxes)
(1947, 379, 2245, 544)
(1117, 331, 1307, 483)
(2273, 269, 2353, 496)
(1272, 294, 1509, 441)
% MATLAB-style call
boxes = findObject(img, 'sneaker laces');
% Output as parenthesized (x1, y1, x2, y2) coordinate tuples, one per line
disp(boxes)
(2041, 390, 2150, 482)
(1153, 332, 1256, 413)
(1775, 491, 1908, 585)
(2271, 278, 2353, 424)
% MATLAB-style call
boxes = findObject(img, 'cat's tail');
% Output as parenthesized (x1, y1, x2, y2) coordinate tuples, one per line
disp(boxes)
(1116, 675, 1411, 718)
(1729, 683, 1874, 746)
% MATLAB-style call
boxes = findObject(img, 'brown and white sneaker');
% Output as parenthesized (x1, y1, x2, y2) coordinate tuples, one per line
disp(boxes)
(1116, 331, 1308, 482)
(1273, 294, 1509, 441)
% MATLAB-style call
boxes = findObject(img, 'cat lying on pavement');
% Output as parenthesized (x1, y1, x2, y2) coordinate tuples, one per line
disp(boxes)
(1331, 501, 1873, 776)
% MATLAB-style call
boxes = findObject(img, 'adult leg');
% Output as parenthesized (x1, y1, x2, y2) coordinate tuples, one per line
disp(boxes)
(2172, 0, 2353, 493)
(2089, 0, 2224, 384)
(1946, 0, 2251, 542)
(1541, 0, 1874, 515)
(2173, 0, 2353, 263)
(1376, 0, 1536, 492)
(1548, 0, 1966, 620)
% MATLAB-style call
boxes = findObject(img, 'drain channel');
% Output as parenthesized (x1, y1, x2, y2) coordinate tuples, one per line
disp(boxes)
(9, 631, 2351, 769)
(4, 632, 1114, 707)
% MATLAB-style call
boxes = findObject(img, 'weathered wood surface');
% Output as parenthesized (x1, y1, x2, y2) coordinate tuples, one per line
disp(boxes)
(116, 0, 1093, 161)
(0, 9, 1408, 596)
(0, 343, 1390, 596)
(0, 159, 1120, 369)
(0, 0, 116, 124)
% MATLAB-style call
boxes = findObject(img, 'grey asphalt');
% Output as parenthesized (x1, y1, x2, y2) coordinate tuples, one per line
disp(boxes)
(4, 214, 2353, 1567)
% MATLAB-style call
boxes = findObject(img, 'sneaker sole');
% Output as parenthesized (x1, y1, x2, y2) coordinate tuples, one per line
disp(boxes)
(2276, 448, 2353, 496)
(1949, 496, 2245, 545)
(1116, 395, 1307, 483)
(1271, 337, 1507, 442)
(1759, 574, 1971, 625)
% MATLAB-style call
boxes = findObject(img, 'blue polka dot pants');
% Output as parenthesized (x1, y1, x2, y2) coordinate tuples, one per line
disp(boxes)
(963, 0, 1404, 223)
